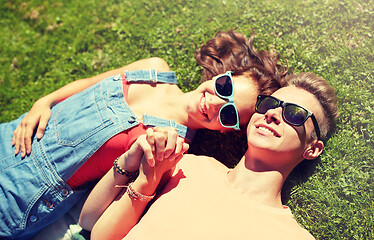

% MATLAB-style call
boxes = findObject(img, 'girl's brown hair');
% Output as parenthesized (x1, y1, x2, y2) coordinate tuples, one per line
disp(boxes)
(195, 30, 288, 95)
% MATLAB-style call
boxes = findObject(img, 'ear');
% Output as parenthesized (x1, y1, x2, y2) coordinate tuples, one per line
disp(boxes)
(303, 139, 324, 160)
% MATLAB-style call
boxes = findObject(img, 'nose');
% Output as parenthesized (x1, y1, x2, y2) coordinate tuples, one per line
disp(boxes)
(209, 93, 228, 113)
(264, 107, 282, 124)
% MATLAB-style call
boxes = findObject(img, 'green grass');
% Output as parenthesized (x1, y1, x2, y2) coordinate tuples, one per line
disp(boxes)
(1, 0, 373, 239)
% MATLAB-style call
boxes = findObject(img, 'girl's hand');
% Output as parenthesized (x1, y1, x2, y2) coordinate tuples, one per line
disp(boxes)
(12, 98, 52, 157)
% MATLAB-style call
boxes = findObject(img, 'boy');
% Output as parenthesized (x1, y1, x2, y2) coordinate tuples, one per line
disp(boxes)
(82, 72, 338, 240)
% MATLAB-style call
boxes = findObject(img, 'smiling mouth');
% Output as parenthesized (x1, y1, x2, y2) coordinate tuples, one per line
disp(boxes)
(200, 93, 208, 118)
(256, 125, 281, 137)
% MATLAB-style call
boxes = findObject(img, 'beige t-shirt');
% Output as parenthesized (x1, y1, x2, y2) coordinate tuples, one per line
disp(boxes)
(124, 155, 315, 240)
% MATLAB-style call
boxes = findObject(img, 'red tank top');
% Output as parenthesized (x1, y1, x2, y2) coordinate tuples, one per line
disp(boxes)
(67, 76, 147, 189)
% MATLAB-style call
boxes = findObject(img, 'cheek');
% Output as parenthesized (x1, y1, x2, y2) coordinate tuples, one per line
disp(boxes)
(235, 95, 257, 127)
(246, 114, 261, 135)
(207, 120, 225, 131)
(281, 126, 307, 152)
(239, 109, 254, 127)
(212, 113, 226, 129)
(236, 100, 256, 126)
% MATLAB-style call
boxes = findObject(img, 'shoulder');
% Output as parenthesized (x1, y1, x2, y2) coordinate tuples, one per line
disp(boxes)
(126, 57, 170, 72)
(281, 208, 316, 240)
(144, 57, 170, 72)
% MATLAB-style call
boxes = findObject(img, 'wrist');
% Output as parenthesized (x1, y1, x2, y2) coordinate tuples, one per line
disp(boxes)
(38, 95, 55, 108)
(132, 177, 158, 196)
(117, 153, 139, 173)
(113, 157, 139, 181)
(126, 182, 155, 202)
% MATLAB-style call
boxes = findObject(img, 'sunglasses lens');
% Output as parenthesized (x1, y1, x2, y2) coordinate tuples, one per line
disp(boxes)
(283, 105, 308, 126)
(256, 96, 279, 114)
(215, 75, 233, 97)
(220, 104, 238, 126)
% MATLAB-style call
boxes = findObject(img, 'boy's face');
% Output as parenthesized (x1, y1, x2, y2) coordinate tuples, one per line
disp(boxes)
(246, 86, 323, 168)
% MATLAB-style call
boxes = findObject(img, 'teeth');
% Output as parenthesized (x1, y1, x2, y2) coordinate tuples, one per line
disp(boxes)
(258, 126, 275, 136)
(200, 95, 207, 116)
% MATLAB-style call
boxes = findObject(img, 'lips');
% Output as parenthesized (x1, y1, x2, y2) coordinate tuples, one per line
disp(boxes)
(199, 93, 208, 118)
(255, 124, 281, 137)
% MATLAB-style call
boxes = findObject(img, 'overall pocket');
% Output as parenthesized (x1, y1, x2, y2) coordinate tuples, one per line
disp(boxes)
(54, 86, 113, 147)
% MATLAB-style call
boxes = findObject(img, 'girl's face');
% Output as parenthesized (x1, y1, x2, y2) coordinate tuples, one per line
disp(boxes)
(186, 74, 258, 131)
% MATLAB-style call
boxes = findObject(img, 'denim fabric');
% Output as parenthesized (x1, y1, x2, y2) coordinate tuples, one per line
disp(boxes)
(142, 114, 196, 143)
(125, 69, 178, 84)
(0, 70, 194, 239)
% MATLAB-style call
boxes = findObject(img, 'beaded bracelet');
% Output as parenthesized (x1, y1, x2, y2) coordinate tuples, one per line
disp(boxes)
(126, 182, 155, 202)
(113, 157, 139, 180)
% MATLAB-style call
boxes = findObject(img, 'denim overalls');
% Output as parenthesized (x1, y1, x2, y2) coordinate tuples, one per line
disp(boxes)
(0, 70, 195, 239)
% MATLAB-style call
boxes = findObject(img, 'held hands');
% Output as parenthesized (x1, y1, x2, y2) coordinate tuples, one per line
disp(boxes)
(145, 127, 188, 167)
(12, 98, 52, 157)
(142, 127, 189, 182)
(124, 127, 188, 189)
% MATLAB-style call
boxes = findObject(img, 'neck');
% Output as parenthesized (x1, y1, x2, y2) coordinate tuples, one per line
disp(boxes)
(156, 89, 192, 128)
(227, 153, 288, 209)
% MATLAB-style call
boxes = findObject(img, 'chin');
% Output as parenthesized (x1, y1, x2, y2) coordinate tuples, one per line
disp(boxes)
(248, 136, 279, 150)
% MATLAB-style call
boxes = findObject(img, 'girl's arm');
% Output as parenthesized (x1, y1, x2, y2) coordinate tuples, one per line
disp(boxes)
(13, 57, 170, 158)
(90, 140, 187, 240)
(78, 138, 147, 231)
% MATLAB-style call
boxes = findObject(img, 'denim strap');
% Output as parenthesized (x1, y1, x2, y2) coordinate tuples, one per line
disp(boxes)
(123, 70, 194, 142)
(142, 114, 195, 143)
(125, 69, 178, 84)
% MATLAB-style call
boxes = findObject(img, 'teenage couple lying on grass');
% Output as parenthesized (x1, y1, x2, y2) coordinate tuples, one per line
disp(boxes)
(0, 30, 338, 240)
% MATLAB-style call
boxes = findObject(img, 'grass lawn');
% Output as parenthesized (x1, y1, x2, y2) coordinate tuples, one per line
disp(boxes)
(1, 0, 373, 239)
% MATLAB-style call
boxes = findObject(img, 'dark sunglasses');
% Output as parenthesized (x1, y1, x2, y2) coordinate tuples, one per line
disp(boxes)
(214, 71, 240, 130)
(255, 95, 321, 139)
